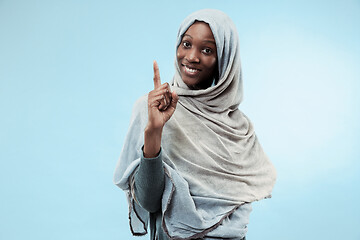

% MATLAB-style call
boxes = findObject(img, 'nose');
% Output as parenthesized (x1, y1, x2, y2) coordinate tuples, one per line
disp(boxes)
(185, 48, 200, 63)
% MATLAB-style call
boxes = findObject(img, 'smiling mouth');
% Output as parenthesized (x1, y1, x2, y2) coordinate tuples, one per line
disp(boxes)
(182, 64, 201, 75)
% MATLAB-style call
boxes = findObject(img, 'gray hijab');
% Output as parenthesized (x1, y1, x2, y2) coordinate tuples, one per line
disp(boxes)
(114, 9, 276, 239)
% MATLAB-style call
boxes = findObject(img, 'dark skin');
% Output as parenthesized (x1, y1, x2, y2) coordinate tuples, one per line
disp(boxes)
(177, 21, 218, 90)
(143, 61, 178, 158)
(144, 22, 218, 158)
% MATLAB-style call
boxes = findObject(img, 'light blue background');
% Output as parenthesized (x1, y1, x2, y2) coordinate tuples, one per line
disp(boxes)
(1, 0, 359, 239)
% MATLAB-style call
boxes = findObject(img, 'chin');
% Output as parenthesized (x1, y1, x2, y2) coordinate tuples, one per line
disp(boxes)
(183, 79, 199, 89)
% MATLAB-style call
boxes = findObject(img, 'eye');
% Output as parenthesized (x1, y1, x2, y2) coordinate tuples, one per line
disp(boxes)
(182, 41, 191, 48)
(202, 48, 213, 55)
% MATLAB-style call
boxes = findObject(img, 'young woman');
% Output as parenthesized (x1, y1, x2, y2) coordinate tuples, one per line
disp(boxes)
(114, 9, 276, 240)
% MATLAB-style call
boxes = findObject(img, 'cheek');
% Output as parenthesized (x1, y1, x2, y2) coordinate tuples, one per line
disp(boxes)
(207, 57, 217, 71)
(176, 48, 184, 60)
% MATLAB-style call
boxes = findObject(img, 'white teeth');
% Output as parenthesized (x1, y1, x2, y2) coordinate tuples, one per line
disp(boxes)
(185, 66, 198, 73)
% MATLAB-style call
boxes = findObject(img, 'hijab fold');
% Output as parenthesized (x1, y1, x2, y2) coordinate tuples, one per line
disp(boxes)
(114, 9, 276, 240)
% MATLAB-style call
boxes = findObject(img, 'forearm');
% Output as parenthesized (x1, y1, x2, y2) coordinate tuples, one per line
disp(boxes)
(133, 148, 165, 213)
(133, 60, 177, 212)
(143, 126, 162, 158)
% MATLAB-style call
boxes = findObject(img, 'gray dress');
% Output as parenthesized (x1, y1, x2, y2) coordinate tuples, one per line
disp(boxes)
(133, 148, 250, 240)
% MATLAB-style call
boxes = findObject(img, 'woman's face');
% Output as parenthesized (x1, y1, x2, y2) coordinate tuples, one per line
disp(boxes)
(177, 21, 218, 90)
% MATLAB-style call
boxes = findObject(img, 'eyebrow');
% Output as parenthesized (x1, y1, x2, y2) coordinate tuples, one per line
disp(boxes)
(202, 40, 216, 45)
(183, 34, 216, 45)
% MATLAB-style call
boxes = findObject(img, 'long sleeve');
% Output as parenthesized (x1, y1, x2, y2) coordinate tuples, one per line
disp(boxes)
(133, 148, 165, 213)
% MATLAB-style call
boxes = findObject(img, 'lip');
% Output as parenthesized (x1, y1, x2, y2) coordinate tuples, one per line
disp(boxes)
(181, 64, 201, 77)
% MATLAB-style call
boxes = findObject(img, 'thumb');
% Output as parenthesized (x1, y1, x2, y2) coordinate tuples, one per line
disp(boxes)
(168, 91, 179, 112)
(163, 91, 178, 122)
(163, 91, 179, 122)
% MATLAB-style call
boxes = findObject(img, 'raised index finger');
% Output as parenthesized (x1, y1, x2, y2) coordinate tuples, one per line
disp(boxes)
(153, 60, 161, 89)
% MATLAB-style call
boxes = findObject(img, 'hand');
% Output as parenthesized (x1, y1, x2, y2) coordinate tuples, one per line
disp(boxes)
(154, 62, 172, 112)
(147, 61, 179, 130)
(144, 61, 178, 158)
